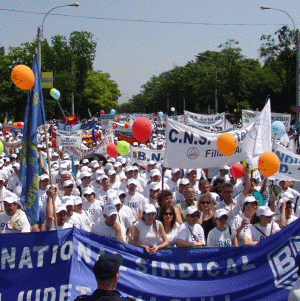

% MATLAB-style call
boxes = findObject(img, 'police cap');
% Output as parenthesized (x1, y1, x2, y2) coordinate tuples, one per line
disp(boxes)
(93, 253, 123, 280)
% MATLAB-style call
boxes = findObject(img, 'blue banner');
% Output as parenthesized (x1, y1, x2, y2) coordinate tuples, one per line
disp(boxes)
(19, 54, 46, 223)
(1, 220, 300, 300)
(57, 122, 82, 131)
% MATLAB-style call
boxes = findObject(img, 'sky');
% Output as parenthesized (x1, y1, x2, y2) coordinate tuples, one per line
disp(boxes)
(0, 0, 299, 105)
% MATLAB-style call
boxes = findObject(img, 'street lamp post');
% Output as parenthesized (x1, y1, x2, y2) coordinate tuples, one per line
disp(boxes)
(261, 5, 300, 127)
(36, 2, 79, 74)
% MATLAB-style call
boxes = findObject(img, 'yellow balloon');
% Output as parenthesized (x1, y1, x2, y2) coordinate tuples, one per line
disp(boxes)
(258, 152, 280, 177)
(216, 133, 238, 156)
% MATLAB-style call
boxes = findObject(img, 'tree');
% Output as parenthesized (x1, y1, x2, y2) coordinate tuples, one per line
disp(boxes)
(260, 26, 297, 112)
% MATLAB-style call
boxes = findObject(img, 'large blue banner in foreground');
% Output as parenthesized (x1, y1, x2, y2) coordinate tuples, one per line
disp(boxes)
(1, 220, 300, 300)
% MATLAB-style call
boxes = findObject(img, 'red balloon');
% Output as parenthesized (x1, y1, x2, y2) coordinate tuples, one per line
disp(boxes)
(132, 117, 152, 142)
(124, 123, 129, 128)
(230, 163, 244, 179)
(106, 144, 118, 157)
(100, 110, 105, 115)
(112, 124, 116, 129)
(17, 122, 22, 127)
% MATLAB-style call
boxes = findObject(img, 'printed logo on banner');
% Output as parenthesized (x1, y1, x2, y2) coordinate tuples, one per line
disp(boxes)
(268, 235, 300, 289)
(187, 147, 199, 160)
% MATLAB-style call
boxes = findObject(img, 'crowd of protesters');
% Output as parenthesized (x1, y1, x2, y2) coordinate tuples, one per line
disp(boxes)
(0, 123, 299, 253)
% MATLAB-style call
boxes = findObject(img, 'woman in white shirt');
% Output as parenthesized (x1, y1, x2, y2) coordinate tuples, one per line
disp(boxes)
(176, 206, 206, 247)
(232, 195, 258, 246)
(131, 204, 169, 254)
(207, 209, 237, 247)
(158, 205, 180, 247)
(242, 206, 281, 246)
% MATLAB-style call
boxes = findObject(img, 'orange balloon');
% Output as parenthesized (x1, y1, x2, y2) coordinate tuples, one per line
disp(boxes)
(258, 152, 280, 177)
(13, 122, 18, 128)
(216, 133, 238, 156)
(11, 65, 35, 90)
(114, 117, 118, 122)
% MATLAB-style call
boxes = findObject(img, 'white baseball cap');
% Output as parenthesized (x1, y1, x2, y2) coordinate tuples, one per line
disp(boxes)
(103, 204, 118, 217)
(214, 209, 228, 219)
(82, 159, 89, 164)
(149, 182, 161, 191)
(74, 196, 83, 206)
(83, 187, 95, 195)
(39, 174, 49, 181)
(150, 169, 160, 177)
(171, 168, 180, 174)
(179, 178, 190, 185)
(127, 179, 138, 186)
(256, 206, 275, 217)
(244, 196, 257, 203)
(219, 165, 230, 170)
(63, 180, 74, 187)
(185, 206, 199, 216)
(144, 204, 156, 214)
(61, 196, 74, 207)
(80, 171, 92, 179)
(56, 204, 67, 214)
(4, 197, 18, 204)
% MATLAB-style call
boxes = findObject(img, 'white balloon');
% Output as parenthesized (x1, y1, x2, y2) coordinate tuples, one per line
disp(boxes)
(171, 107, 175, 112)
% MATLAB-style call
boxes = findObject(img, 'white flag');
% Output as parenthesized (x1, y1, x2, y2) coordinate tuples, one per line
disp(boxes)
(242, 100, 271, 168)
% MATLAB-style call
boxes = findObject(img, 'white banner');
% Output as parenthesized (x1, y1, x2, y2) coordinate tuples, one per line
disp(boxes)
(64, 134, 114, 160)
(56, 130, 82, 148)
(273, 142, 300, 181)
(163, 102, 271, 169)
(130, 146, 165, 164)
(242, 110, 291, 131)
(184, 111, 226, 128)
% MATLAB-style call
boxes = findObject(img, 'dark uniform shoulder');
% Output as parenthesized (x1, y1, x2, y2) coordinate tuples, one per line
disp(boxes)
(75, 290, 136, 301)
(74, 295, 92, 301)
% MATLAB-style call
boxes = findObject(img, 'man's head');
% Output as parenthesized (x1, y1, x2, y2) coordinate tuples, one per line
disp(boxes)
(199, 179, 210, 194)
(127, 179, 137, 195)
(93, 253, 123, 288)
(171, 168, 181, 182)
(221, 183, 234, 204)
(219, 165, 230, 177)
(4, 197, 18, 216)
(39, 174, 50, 190)
(63, 180, 74, 195)
(103, 205, 118, 227)
(83, 187, 96, 203)
(183, 184, 195, 205)
(186, 169, 197, 184)
(100, 176, 110, 191)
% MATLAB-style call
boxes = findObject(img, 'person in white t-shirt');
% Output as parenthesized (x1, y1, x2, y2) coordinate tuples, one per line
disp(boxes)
(0, 197, 31, 233)
(176, 206, 205, 247)
(131, 204, 169, 254)
(48, 204, 73, 230)
(275, 198, 298, 228)
(63, 197, 91, 232)
(166, 168, 181, 195)
(82, 187, 103, 224)
(124, 179, 148, 219)
(207, 209, 237, 247)
(91, 204, 125, 243)
(242, 206, 281, 246)
(73, 196, 93, 230)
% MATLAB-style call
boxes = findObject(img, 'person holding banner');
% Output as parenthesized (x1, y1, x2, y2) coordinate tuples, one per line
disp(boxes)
(242, 206, 281, 246)
(158, 205, 180, 246)
(131, 204, 169, 254)
(176, 206, 205, 247)
(207, 209, 238, 247)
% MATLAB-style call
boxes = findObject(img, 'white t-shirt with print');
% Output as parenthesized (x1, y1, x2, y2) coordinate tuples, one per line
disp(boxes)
(207, 226, 236, 247)
(0, 210, 31, 233)
(177, 222, 205, 244)
(243, 222, 281, 243)
(135, 219, 163, 247)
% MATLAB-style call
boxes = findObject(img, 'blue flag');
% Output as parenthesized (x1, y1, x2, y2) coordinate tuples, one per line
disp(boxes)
(4, 111, 7, 124)
(92, 129, 97, 146)
(19, 54, 46, 224)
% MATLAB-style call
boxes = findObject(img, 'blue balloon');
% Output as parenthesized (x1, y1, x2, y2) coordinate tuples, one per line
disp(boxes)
(8, 121, 12, 125)
(158, 111, 164, 118)
(271, 121, 286, 139)
(110, 109, 116, 115)
(52, 89, 60, 100)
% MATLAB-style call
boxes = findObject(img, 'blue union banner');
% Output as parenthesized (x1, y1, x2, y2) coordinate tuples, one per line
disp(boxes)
(1, 220, 300, 300)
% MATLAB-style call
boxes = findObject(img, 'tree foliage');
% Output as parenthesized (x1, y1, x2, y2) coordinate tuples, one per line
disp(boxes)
(120, 29, 296, 117)
(0, 31, 120, 121)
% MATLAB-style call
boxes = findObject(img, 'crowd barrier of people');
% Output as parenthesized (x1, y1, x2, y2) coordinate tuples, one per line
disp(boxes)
(0, 123, 299, 255)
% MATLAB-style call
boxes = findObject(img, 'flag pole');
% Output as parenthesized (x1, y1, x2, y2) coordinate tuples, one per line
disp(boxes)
(35, 48, 58, 229)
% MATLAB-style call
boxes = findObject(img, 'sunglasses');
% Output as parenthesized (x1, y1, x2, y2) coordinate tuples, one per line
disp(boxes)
(200, 201, 210, 204)
(219, 216, 228, 221)
(190, 214, 200, 218)
(164, 212, 174, 216)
